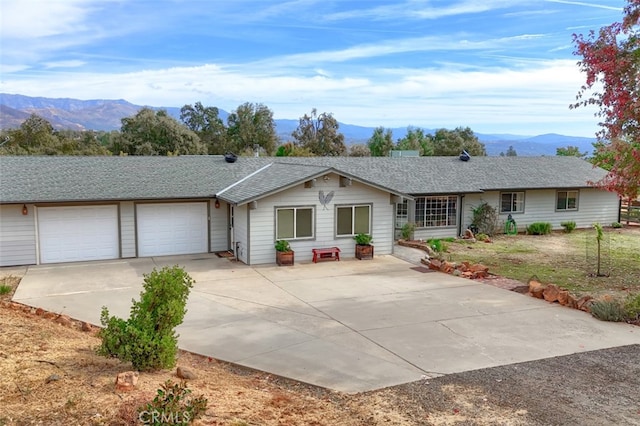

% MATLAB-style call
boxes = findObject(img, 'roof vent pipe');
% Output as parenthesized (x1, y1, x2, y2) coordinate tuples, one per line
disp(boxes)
(459, 150, 470, 162)
(224, 152, 237, 163)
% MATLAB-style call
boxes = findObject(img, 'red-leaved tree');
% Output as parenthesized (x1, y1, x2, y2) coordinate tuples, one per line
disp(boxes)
(571, 0, 640, 201)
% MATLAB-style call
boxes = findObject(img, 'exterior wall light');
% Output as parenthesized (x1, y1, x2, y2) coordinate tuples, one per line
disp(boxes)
(22, 204, 28, 215)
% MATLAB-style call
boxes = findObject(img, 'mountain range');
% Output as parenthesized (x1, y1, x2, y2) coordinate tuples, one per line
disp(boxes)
(0, 93, 597, 156)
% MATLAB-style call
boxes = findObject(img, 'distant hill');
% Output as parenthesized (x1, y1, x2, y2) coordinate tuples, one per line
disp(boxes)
(0, 93, 597, 156)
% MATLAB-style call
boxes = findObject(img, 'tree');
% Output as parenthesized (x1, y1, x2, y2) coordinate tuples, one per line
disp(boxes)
(367, 127, 394, 157)
(348, 144, 371, 157)
(227, 102, 278, 155)
(275, 141, 314, 157)
(556, 145, 587, 157)
(292, 108, 346, 156)
(180, 102, 228, 154)
(503, 145, 518, 156)
(572, 0, 640, 200)
(431, 127, 486, 156)
(111, 108, 206, 155)
(395, 127, 433, 156)
(0, 114, 110, 155)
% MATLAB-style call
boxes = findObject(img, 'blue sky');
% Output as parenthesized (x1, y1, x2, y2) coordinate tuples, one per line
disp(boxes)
(0, 0, 625, 136)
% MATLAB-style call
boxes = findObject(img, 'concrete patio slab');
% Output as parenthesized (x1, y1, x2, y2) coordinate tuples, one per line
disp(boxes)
(8, 252, 639, 393)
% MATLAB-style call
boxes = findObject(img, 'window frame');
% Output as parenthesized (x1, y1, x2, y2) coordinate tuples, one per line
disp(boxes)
(275, 206, 315, 240)
(500, 191, 525, 214)
(414, 195, 458, 228)
(556, 190, 579, 211)
(335, 204, 372, 237)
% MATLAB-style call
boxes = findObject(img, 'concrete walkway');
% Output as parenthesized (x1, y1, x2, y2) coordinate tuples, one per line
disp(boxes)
(9, 252, 639, 393)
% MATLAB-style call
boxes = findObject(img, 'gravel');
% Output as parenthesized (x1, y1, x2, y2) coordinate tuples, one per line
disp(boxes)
(382, 344, 640, 425)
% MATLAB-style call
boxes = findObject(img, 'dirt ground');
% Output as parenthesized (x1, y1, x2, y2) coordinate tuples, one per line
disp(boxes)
(1, 279, 639, 425)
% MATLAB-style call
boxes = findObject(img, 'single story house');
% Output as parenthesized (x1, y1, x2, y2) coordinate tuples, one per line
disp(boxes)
(0, 155, 619, 267)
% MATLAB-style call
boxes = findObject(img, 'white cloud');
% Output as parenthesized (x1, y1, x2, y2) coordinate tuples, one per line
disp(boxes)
(0, 0, 91, 39)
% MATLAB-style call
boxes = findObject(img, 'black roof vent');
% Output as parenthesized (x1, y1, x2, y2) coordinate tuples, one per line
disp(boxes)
(459, 150, 470, 161)
(224, 152, 237, 163)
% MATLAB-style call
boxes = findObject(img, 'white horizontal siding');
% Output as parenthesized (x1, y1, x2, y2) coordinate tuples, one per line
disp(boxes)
(234, 204, 249, 263)
(210, 199, 228, 252)
(120, 201, 136, 258)
(464, 189, 619, 233)
(0, 204, 37, 266)
(247, 173, 394, 265)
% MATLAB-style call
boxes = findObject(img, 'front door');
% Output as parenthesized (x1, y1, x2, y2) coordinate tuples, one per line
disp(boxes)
(395, 200, 408, 239)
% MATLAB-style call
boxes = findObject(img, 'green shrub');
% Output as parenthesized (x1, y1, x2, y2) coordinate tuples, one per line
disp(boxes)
(475, 233, 490, 242)
(611, 222, 623, 228)
(526, 222, 552, 235)
(274, 240, 291, 252)
(590, 298, 627, 322)
(98, 266, 194, 371)
(560, 221, 577, 233)
(353, 233, 373, 245)
(0, 284, 11, 295)
(623, 293, 640, 321)
(138, 380, 207, 425)
(428, 239, 447, 253)
(471, 201, 499, 236)
(400, 222, 416, 240)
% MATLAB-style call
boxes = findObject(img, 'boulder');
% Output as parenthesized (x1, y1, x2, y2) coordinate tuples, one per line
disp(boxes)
(115, 371, 139, 392)
(557, 290, 570, 306)
(176, 367, 197, 380)
(429, 259, 442, 270)
(81, 322, 93, 332)
(577, 295, 594, 312)
(528, 280, 546, 299)
(566, 294, 578, 309)
(55, 314, 72, 327)
(543, 284, 560, 303)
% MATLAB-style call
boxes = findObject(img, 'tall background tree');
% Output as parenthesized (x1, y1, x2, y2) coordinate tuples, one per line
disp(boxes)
(572, 0, 640, 200)
(292, 108, 346, 156)
(227, 102, 278, 155)
(395, 127, 433, 156)
(431, 127, 486, 156)
(110, 108, 206, 155)
(499, 145, 518, 157)
(180, 102, 228, 154)
(367, 127, 394, 157)
(556, 145, 587, 157)
(0, 114, 110, 155)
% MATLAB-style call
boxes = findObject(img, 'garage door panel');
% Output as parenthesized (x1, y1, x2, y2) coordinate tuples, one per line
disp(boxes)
(38, 206, 119, 264)
(137, 203, 208, 257)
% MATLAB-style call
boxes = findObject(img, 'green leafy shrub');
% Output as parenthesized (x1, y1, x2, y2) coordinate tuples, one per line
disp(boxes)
(526, 222, 552, 235)
(138, 380, 207, 425)
(98, 266, 194, 371)
(0, 284, 11, 295)
(611, 222, 623, 228)
(353, 233, 373, 245)
(428, 239, 447, 253)
(475, 233, 490, 242)
(560, 220, 577, 233)
(400, 222, 416, 240)
(590, 298, 627, 322)
(623, 293, 640, 321)
(274, 240, 291, 252)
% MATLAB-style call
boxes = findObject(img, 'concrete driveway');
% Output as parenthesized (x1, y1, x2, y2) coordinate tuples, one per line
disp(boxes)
(10, 253, 639, 393)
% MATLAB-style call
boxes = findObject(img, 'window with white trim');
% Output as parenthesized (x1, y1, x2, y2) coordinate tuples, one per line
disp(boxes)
(336, 205, 371, 236)
(500, 192, 525, 213)
(415, 196, 457, 228)
(276, 207, 314, 239)
(556, 190, 578, 211)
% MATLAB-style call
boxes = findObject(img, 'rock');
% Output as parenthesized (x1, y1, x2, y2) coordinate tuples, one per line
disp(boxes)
(441, 261, 456, 274)
(115, 371, 139, 392)
(45, 374, 61, 384)
(55, 314, 72, 327)
(176, 367, 197, 380)
(567, 294, 578, 309)
(577, 295, 594, 312)
(528, 280, 546, 299)
(429, 259, 442, 270)
(469, 264, 489, 273)
(81, 322, 93, 332)
(543, 284, 560, 303)
(557, 290, 570, 306)
(43, 312, 56, 320)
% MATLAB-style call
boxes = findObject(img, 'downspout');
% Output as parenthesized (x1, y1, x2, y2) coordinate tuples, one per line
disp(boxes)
(458, 195, 465, 237)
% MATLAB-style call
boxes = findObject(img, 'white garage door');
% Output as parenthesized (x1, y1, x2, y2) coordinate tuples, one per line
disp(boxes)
(38, 205, 119, 264)
(137, 203, 208, 257)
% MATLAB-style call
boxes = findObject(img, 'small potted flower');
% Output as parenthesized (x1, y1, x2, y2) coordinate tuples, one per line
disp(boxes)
(353, 233, 374, 260)
(275, 240, 294, 266)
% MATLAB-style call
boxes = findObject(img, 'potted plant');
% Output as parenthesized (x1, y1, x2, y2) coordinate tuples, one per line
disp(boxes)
(275, 240, 294, 266)
(353, 233, 374, 260)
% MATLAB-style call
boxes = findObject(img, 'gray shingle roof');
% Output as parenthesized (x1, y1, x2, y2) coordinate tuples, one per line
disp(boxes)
(0, 155, 608, 204)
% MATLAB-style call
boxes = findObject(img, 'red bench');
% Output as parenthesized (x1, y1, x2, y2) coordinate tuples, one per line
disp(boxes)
(312, 247, 341, 263)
